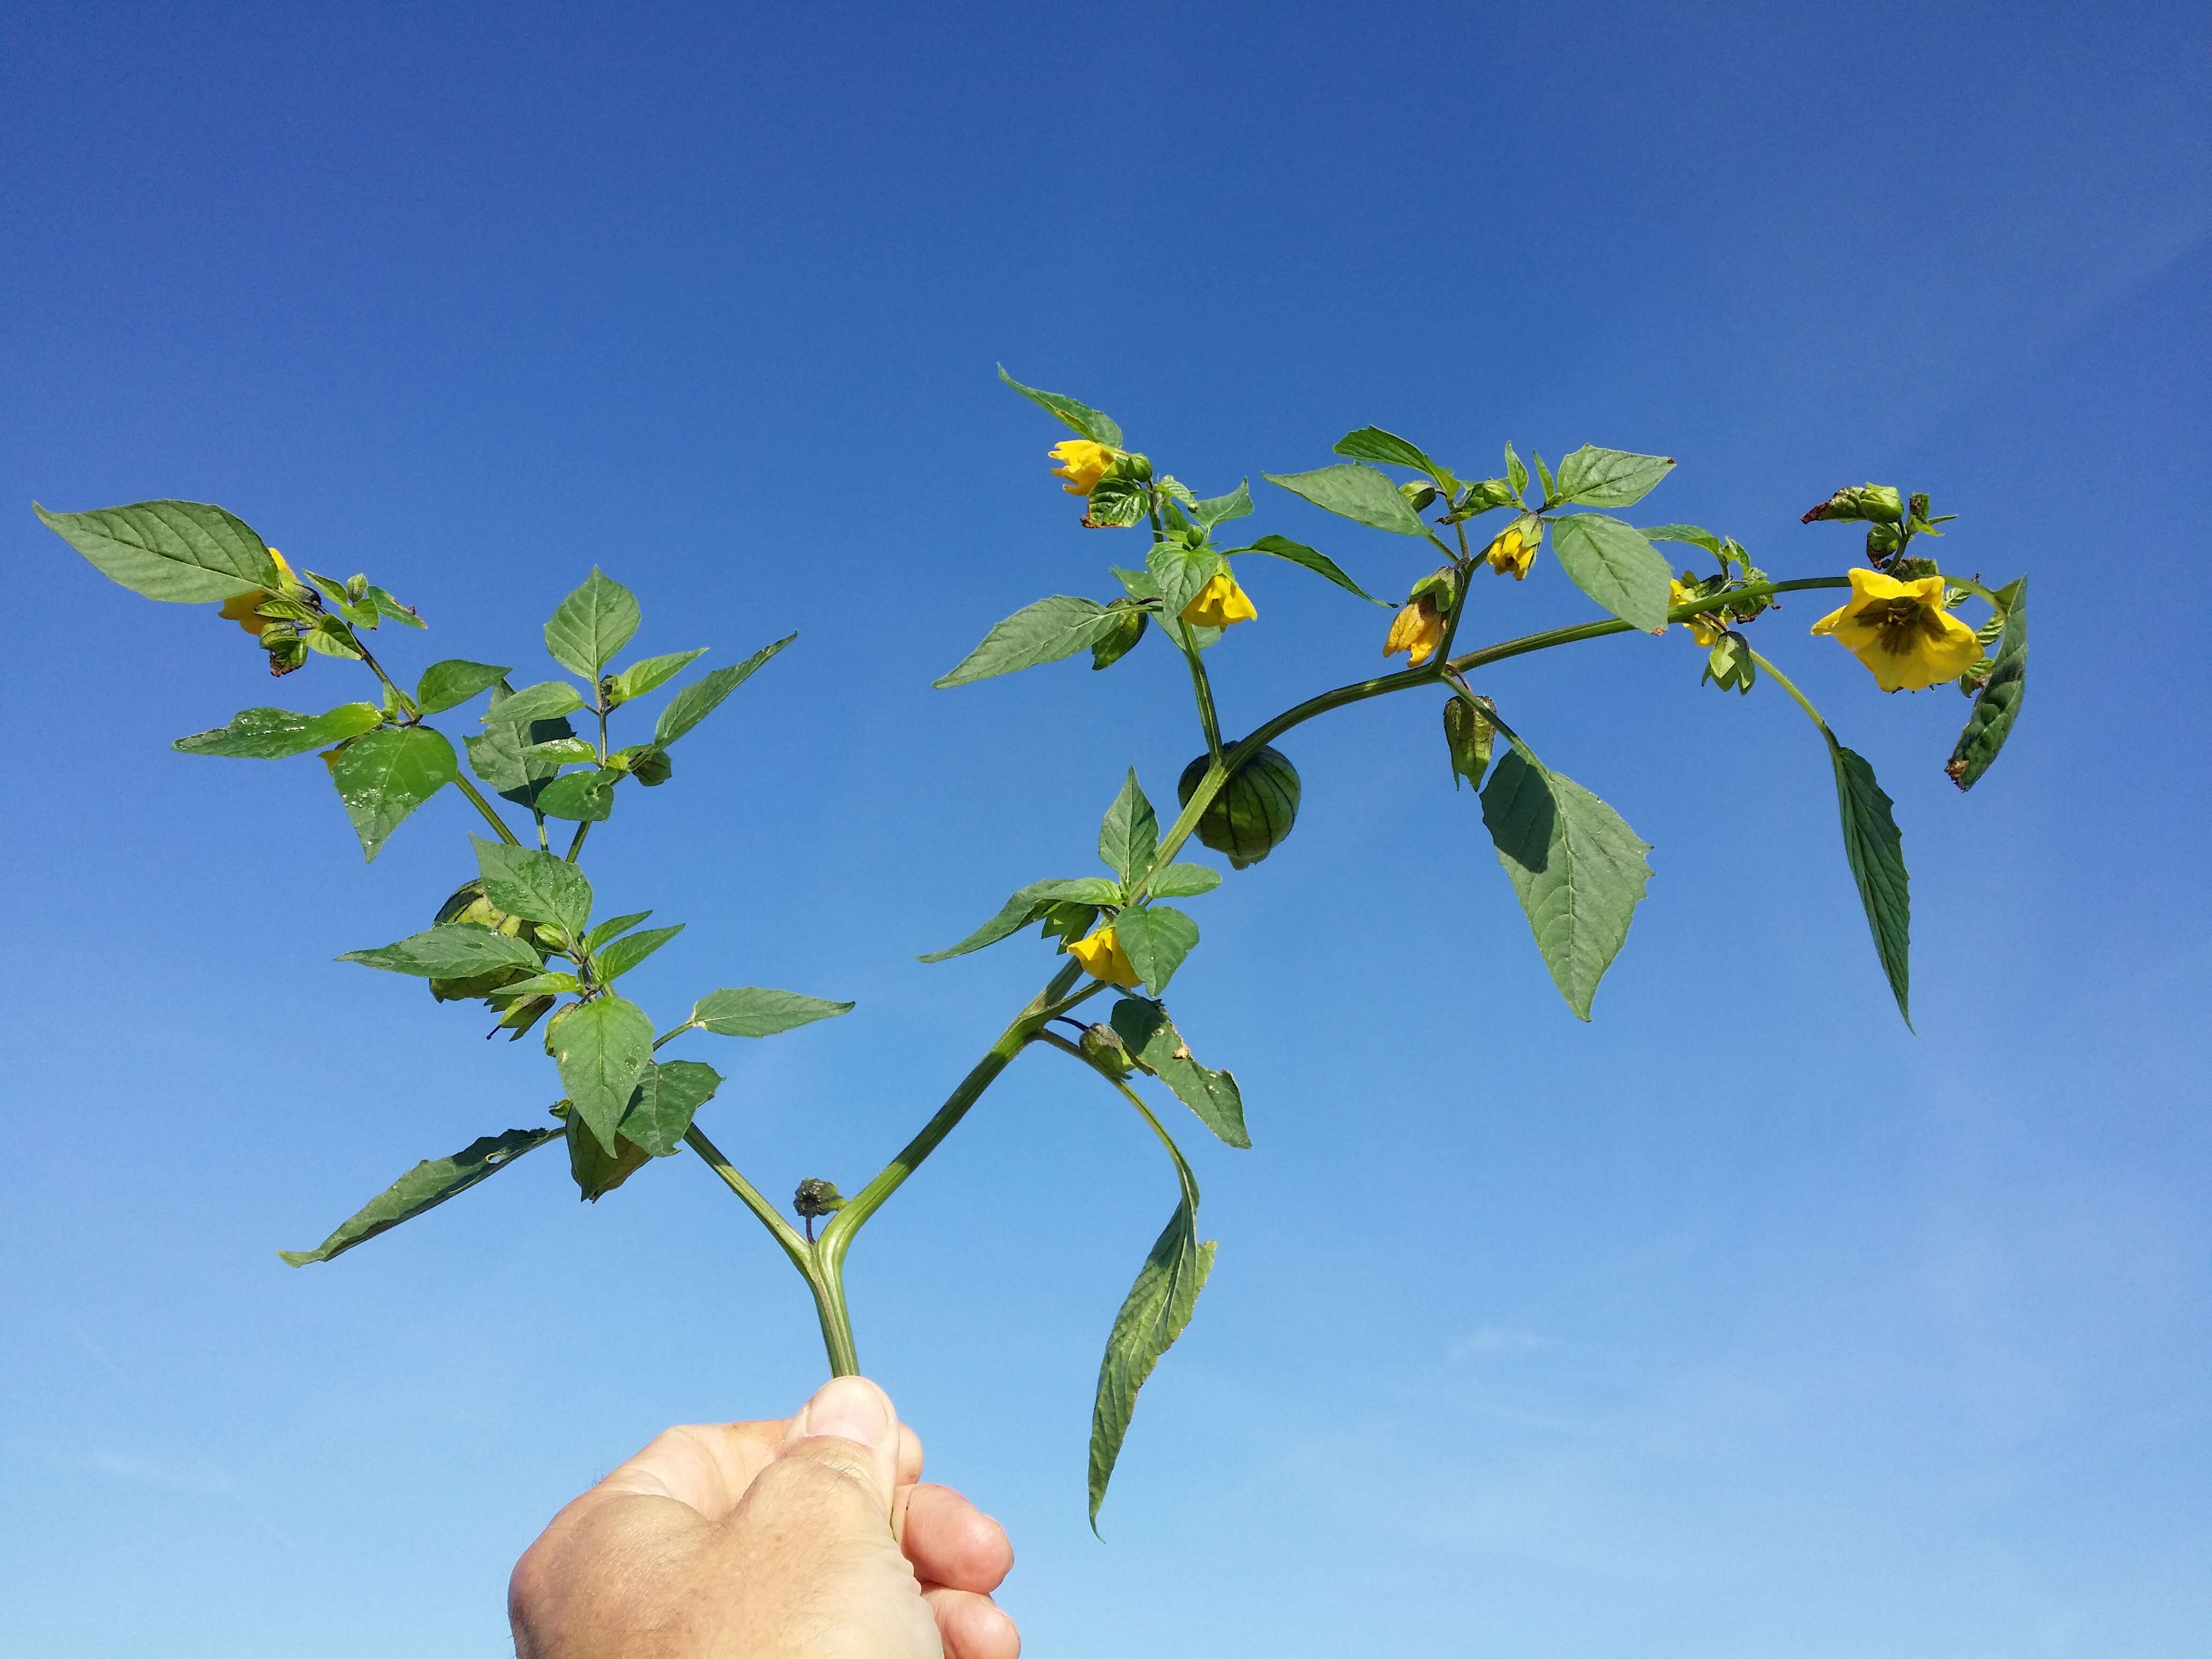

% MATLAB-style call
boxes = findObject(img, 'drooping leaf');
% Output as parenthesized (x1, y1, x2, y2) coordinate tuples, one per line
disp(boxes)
(566, 1115, 653, 1200)
(549, 994, 656, 1153)
(543, 568, 641, 681)
(1555, 446, 1676, 509)
(689, 987, 855, 1037)
(1191, 481, 1253, 529)
(1828, 736, 1912, 1027)
(997, 364, 1124, 448)
(489, 972, 581, 998)
(1948, 579, 2028, 791)
(415, 660, 512, 716)
(1112, 905, 1198, 996)
(536, 767, 618, 822)
(917, 878, 1123, 962)
(1548, 513, 1673, 632)
(935, 596, 1126, 689)
(608, 648, 707, 706)
(474, 839, 592, 936)
(1479, 749, 1653, 1020)
(1262, 464, 1428, 536)
(1109, 998, 1249, 1147)
(1089, 1113, 1213, 1527)
(1237, 534, 1388, 604)
(1147, 862, 1221, 899)
(655, 633, 795, 745)
(328, 726, 458, 860)
(1098, 769, 1160, 886)
(1641, 523, 1725, 556)
(279, 1126, 561, 1265)
(35, 499, 278, 603)
(1333, 425, 1446, 482)
(337, 922, 544, 978)
(618, 1059, 726, 1157)
(595, 923, 685, 982)
(173, 703, 383, 759)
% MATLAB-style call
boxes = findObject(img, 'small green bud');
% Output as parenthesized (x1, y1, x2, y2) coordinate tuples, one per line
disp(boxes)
(344, 572, 369, 604)
(630, 747, 673, 787)
(1079, 1022, 1136, 1077)
(1454, 477, 1518, 517)
(793, 1177, 847, 1219)
(1443, 696, 1493, 790)
(1700, 631, 1757, 696)
(1399, 480, 1438, 513)
(1090, 601, 1148, 670)
(1110, 451, 1154, 483)
(1409, 565, 1459, 612)
(1801, 483, 1905, 525)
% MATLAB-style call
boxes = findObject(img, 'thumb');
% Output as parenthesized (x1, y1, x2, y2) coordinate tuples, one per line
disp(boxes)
(734, 1376, 904, 1541)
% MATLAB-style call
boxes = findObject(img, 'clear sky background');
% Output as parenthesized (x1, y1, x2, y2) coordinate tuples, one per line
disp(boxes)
(5, 3, 2209, 1655)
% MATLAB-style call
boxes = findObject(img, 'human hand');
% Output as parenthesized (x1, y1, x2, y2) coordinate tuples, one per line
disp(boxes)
(510, 1376, 1019, 1658)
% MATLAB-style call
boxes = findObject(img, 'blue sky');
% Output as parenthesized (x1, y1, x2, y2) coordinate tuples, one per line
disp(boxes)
(4, 2, 2209, 1654)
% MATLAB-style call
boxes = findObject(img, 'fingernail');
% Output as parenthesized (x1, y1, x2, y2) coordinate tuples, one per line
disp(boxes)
(798, 1376, 891, 1446)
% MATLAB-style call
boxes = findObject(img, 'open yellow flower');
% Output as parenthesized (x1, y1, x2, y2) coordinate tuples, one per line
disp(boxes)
(1180, 571, 1257, 629)
(1383, 594, 1446, 666)
(1670, 579, 1723, 646)
(1810, 566, 1981, 692)
(1049, 439, 1117, 497)
(1484, 522, 1539, 579)
(218, 547, 297, 636)
(1067, 924, 1141, 988)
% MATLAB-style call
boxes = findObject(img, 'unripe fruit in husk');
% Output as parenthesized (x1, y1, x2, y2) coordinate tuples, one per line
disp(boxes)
(429, 878, 548, 1002)
(1176, 743, 1301, 870)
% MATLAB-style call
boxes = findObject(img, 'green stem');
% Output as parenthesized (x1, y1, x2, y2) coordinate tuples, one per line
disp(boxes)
(1745, 648, 1834, 739)
(1035, 1028, 1183, 1156)
(1177, 621, 1225, 763)
(684, 1123, 861, 1376)
(565, 819, 592, 862)
(453, 773, 525, 847)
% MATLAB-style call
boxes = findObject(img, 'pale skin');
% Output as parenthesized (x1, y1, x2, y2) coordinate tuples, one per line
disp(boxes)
(511, 1377, 1020, 1658)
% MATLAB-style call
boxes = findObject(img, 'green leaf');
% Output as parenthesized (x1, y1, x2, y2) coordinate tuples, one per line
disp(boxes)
(367, 585, 424, 627)
(1333, 425, 1445, 481)
(1191, 481, 1253, 529)
(543, 567, 641, 681)
(1948, 579, 2028, 791)
(35, 499, 278, 603)
(467, 682, 577, 810)
(1089, 1114, 1213, 1527)
(1112, 905, 1198, 996)
(1641, 523, 1724, 556)
(491, 972, 581, 998)
(549, 994, 655, 1153)
(618, 1059, 724, 1157)
(1109, 998, 1249, 1147)
(1098, 769, 1160, 886)
(1504, 442, 1529, 497)
(1262, 464, 1428, 536)
(474, 839, 593, 936)
(337, 923, 544, 978)
(1480, 749, 1653, 1020)
(1828, 736, 1912, 1027)
(656, 633, 795, 745)
(917, 877, 1123, 962)
(1146, 540, 1227, 625)
(585, 910, 654, 951)
(1534, 452, 1556, 502)
(279, 1126, 561, 1265)
(1147, 862, 1221, 899)
(328, 726, 458, 861)
(997, 364, 1124, 447)
(1238, 534, 1388, 604)
(495, 680, 587, 727)
(1548, 513, 1673, 632)
(1086, 475, 1150, 528)
(608, 648, 707, 705)
(1555, 445, 1675, 509)
(567, 1115, 653, 1200)
(595, 923, 684, 982)
(172, 703, 383, 759)
(536, 767, 618, 823)
(689, 987, 855, 1038)
(415, 660, 512, 716)
(935, 596, 1125, 688)
(521, 737, 598, 764)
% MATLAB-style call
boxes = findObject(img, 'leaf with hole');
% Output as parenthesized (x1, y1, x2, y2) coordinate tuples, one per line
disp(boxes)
(1109, 998, 1249, 1147)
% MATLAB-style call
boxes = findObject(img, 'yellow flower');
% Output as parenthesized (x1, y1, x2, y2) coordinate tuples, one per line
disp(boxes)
(1383, 594, 1446, 666)
(1180, 571, 1258, 629)
(1809, 566, 1982, 692)
(1049, 439, 1117, 497)
(1067, 924, 1141, 988)
(218, 547, 297, 637)
(1484, 522, 1539, 579)
(1670, 579, 1723, 646)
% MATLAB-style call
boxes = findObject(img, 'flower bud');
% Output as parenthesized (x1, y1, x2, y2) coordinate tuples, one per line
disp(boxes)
(1176, 743, 1301, 869)
(1399, 480, 1438, 512)
(1110, 451, 1154, 483)
(793, 1177, 847, 1219)
(1079, 1021, 1137, 1077)
(1800, 483, 1904, 525)
(1091, 600, 1149, 670)
(1457, 477, 1518, 514)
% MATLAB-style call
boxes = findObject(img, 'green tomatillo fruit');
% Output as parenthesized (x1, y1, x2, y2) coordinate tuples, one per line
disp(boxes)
(1176, 743, 1301, 870)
